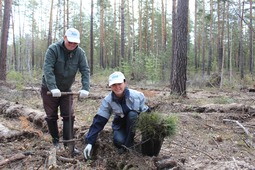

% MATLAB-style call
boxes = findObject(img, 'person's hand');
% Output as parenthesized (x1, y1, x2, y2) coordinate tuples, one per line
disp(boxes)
(79, 90, 89, 98)
(50, 89, 61, 97)
(84, 144, 92, 159)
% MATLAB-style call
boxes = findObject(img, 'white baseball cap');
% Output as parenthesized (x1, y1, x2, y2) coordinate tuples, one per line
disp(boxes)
(108, 72, 125, 86)
(65, 28, 80, 43)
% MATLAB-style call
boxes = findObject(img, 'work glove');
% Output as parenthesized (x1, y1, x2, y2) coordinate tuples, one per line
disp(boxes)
(50, 89, 61, 97)
(79, 90, 89, 98)
(84, 144, 92, 159)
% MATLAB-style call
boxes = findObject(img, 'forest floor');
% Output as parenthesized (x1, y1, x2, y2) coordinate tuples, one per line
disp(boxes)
(0, 77, 255, 170)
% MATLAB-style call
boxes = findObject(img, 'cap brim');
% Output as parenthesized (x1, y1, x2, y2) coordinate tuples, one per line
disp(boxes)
(109, 80, 124, 86)
(67, 37, 80, 43)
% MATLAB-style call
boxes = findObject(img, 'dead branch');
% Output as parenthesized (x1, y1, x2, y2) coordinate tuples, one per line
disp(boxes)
(223, 119, 250, 136)
(154, 158, 177, 169)
(0, 153, 26, 167)
(59, 138, 82, 143)
(232, 157, 240, 170)
(0, 99, 46, 129)
(58, 156, 77, 164)
(47, 147, 58, 169)
(223, 119, 254, 148)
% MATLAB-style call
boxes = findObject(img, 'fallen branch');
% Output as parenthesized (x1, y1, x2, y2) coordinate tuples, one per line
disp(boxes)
(223, 119, 250, 136)
(47, 147, 58, 169)
(154, 158, 177, 169)
(232, 157, 240, 170)
(58, 156, 77, 164)
(59, 138, 82, 143)
(0, 153, 26, 167)
(223, 119, 254, 148)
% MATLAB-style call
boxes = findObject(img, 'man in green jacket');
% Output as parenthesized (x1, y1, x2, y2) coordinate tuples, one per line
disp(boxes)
(41, 28, 90, 154)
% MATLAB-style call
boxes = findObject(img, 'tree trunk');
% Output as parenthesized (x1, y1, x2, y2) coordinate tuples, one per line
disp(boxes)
(170, 0, 176, 83)
(249, 0, 253, 76)
(202, 0, 205, 76)
(217, 1, 222, 74)
(170, 0, 189, 96)
(113, 0, 117, 68)
(132, 0, 135, 60)
(151, 0, 155, 53)
(0, 0, 2, 46)
(63, 0, 66, 34)
(0, 0, 12, 81)
(120, 0, 125, 60)
(127, 0, 131, 63)
(144, 0, 148, 54)
(54, 0, 61, 42)
(207, 0, 213, 76)
(90, 0, 94, 75)
(138, 1, 142, 51)
(66, 0, 69, 27)
(18, 1, 22, 72)
(194, 0, 198, 70)
(230, 27, 233, 82)
(47, 0, 54, 47)
(11, 12, 17, 71)
(227, 1, 230, 74)
(239, 0, 244, 80)
(31, 10, 35, 70)
(0, 0, 3, 46)
(99, 0, 105, 69)
(161, 0, 165, 51)
(79, 0, 82, 36)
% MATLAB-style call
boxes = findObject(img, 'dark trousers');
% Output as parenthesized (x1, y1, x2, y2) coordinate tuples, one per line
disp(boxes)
(41, 86, 74, 121)
(113, 111, 138, 148)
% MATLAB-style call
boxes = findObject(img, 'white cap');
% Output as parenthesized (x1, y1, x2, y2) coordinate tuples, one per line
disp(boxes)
(65, 28, 80, 43)
(108, 72, 125, 86)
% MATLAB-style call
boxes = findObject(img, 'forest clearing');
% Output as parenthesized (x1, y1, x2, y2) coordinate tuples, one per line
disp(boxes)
(0, 0, 254, 169)
(0, 76, 254, 170)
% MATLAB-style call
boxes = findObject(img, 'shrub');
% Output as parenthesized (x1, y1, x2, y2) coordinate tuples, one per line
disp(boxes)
(137, 112, 177, 140)
(136, 111, 177, 156)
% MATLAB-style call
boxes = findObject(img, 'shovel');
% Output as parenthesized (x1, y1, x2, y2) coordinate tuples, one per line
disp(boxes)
(47, 91, 80, 156)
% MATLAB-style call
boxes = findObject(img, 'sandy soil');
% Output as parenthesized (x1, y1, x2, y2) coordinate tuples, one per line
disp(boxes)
(0, 80, 254, 170)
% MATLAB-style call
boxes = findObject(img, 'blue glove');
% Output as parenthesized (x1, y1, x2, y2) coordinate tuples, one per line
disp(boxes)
(50, 89, 61, 97)
(79, 90, 89, 98)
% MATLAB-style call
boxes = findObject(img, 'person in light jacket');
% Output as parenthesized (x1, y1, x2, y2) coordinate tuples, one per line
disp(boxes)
(83, 71, 150, 159)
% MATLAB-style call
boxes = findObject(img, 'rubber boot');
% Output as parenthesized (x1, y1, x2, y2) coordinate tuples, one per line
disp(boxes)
(63, 118, 80, 156)
(46, 118, 60, 149)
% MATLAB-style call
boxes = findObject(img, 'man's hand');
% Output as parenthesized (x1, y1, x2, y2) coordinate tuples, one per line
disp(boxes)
(50, 89, 61, 97)
(79, 90, 89, 98)
(84, 144, 92, 159)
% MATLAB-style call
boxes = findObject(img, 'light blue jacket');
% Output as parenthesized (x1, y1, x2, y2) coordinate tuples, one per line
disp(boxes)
(85, 88, 150, 145)
(97, 88, 149, 119)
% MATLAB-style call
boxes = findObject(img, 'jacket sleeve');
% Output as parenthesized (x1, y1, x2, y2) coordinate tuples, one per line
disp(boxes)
(85, 114, 108, 145)
(139, 92, 150, 112)
(78, 48, 90, 91)
(43, 44, 58, 90)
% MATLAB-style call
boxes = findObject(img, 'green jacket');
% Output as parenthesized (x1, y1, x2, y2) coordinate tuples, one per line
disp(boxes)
(42, 39, 90, 92)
